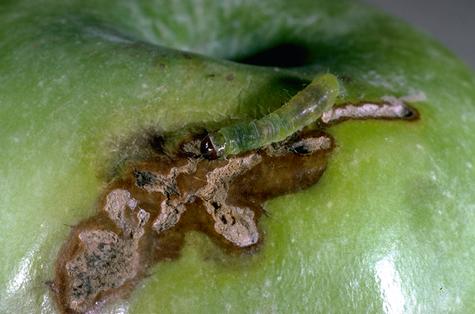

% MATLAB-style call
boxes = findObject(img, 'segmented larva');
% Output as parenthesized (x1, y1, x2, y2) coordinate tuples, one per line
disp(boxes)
(201, 73, 339, 159)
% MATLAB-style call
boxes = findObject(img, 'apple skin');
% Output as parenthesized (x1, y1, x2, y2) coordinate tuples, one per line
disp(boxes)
(1, 0, 475, 313)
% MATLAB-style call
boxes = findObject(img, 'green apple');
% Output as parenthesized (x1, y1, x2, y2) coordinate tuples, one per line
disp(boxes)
(1, 0, 475, 313)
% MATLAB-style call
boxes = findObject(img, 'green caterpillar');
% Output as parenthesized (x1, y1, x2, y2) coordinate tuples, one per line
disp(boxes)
(201, 73, 339, 159)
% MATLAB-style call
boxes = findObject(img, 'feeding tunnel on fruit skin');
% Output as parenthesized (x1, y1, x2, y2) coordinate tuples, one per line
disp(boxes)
(1, 0, 475, 313)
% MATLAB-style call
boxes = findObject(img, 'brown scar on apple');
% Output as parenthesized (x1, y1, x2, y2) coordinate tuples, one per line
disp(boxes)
(51, 97, 420, 313)
(265, 135, 332, 157)
(195, 154, 262, 247)
(52, 190, 153, 313)
(51, 130, 333, 313)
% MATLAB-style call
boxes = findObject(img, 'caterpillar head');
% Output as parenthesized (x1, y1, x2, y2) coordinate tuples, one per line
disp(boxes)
(200, 134, 219, 160)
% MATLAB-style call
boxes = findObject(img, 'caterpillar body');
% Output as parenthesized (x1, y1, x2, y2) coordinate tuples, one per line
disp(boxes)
(201, 73, 339, 159)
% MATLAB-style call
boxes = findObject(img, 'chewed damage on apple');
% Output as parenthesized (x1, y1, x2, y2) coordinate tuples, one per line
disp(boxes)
(50, 98, 420, 313)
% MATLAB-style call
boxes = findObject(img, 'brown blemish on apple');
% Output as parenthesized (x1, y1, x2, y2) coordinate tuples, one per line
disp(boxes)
(265, 135, 332, 157)
(195, 154, 262, 247)
(51, 130, 333, 313)
(51, 96, 420, 313)
(104, 189, 150, 238)
(52, 210, 155, 314)
(65, 230, 139, 312)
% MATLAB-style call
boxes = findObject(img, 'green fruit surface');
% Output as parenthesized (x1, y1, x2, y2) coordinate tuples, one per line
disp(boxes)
(1, 0, 475, 313)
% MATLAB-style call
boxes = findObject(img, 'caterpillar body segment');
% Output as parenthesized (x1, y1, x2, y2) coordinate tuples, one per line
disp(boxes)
(201, 73, 339, 159)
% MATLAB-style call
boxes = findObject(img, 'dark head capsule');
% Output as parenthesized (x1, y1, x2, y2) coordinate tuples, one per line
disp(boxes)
(200, 135, 218, 160)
